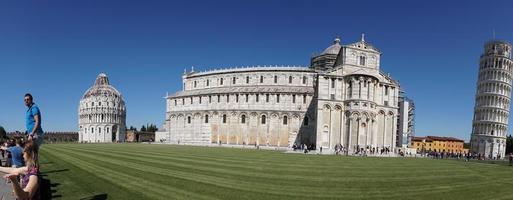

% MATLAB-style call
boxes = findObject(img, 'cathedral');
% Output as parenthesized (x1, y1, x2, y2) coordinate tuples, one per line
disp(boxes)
(157, 35, 403, 152)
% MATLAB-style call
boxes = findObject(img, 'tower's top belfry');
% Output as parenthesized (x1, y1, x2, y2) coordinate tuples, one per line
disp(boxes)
(483, 40, 512, 58)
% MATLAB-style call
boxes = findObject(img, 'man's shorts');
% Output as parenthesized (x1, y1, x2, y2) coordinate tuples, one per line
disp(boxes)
(32, 134, 44, 148)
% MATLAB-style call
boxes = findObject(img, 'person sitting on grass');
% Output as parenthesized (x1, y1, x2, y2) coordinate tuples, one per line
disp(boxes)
(0, 141, 40, 200)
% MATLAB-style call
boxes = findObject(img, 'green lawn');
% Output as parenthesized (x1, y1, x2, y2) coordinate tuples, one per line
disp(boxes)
(39, 143, 513, 200)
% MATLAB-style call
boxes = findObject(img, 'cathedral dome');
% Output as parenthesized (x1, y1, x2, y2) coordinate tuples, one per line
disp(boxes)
(321, 37, 341, 55)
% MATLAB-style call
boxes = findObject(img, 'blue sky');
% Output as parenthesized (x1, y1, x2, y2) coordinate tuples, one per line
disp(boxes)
(0, 0, 512, 141)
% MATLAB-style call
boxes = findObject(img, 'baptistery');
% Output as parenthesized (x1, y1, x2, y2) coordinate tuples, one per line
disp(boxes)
(79, 73, 126, 143)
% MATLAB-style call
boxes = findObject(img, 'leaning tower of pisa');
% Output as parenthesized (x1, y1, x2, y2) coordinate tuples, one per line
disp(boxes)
(471, 40, 512, 159)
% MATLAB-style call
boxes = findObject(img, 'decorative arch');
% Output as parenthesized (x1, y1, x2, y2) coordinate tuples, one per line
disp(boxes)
(271, 112, 279, 118)
(362, 112, 370, 120)
(350, 111, 361, 117)
(344, 111, 351, 117)
(370, 112, 377, 119)
(238, 112, 248, 117)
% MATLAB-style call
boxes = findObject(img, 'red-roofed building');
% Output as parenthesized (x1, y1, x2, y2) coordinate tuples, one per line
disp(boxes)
(411, 136, 468, 154)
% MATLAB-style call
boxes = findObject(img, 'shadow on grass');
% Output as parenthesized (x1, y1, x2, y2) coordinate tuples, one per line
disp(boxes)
(448, 158, 513, 167)
(43, 169, 69, 174)
(40, 168, 108, 200)
(79, 193, 108, 200)
(40, 170, 64, 199)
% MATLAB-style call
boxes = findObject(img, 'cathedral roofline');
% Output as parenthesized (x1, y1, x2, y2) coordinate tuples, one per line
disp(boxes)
(167, 85, 315, 98)
(185, 65, 314, 78)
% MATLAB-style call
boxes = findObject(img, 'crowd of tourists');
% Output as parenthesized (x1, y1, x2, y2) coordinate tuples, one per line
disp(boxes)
(422, 151, 468, 159)
(0, 93, 44, 200)
(332, 144, 393, 156)
(292, 143, 314, 154)
(419, 150, 513, 162)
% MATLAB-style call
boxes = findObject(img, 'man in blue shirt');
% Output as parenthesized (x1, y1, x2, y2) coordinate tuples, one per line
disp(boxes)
(24, 93, 43, 148)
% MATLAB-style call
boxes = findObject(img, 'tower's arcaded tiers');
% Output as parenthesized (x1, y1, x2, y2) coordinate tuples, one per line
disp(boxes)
(471, 40, 513, 159)
(79, 73, 126, 143)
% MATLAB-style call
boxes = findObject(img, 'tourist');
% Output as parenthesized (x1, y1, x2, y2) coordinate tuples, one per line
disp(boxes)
(24, 93, 44, 148)
(0, 140, 4, 159)
(509, 153, 513, 166)
(4, 141, 13, 167)
(0, 141, 40, 200)
(0, 137, 24, 168)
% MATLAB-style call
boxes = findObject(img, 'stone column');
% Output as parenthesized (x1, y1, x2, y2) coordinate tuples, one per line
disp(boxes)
(352, 78, 358, 99)
(316, 106, 323, 150)
(372, 118, 377, 147)
(340, 110, 345, 148)
(383, 114, 387, 148)
(227, 114, 231, 145)
(356, 118, 360, 151)
(328, 108, 333, 149)
(347, 117, 353, 153)
(391, 114, 397, 151)
(366, 118, 371, 147)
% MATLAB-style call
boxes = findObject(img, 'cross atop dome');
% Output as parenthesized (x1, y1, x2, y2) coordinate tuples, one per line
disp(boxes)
(361, 33, 365, 42)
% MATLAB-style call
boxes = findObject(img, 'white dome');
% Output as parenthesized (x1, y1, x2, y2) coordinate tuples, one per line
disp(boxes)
(81, 73, 123, 100)
(78, 73, 126, 143)
(321, 37, 341, 55)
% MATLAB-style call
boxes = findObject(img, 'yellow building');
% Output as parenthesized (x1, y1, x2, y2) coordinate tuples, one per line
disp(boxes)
(412, 136, 468, 154)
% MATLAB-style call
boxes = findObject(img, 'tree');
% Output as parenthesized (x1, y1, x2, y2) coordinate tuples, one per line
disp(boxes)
(128, 126, 137, 131)
(506, 135, 513, 154)
(141, 125, 146, 132)
(0, 126, 6, 139)
(147, 123, 158, 132)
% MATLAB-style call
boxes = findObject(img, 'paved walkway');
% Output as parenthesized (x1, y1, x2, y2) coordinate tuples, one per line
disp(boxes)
(0, 155, 16, 200)
(0, 156, 15, 200)
(0, 173, 15, 200)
